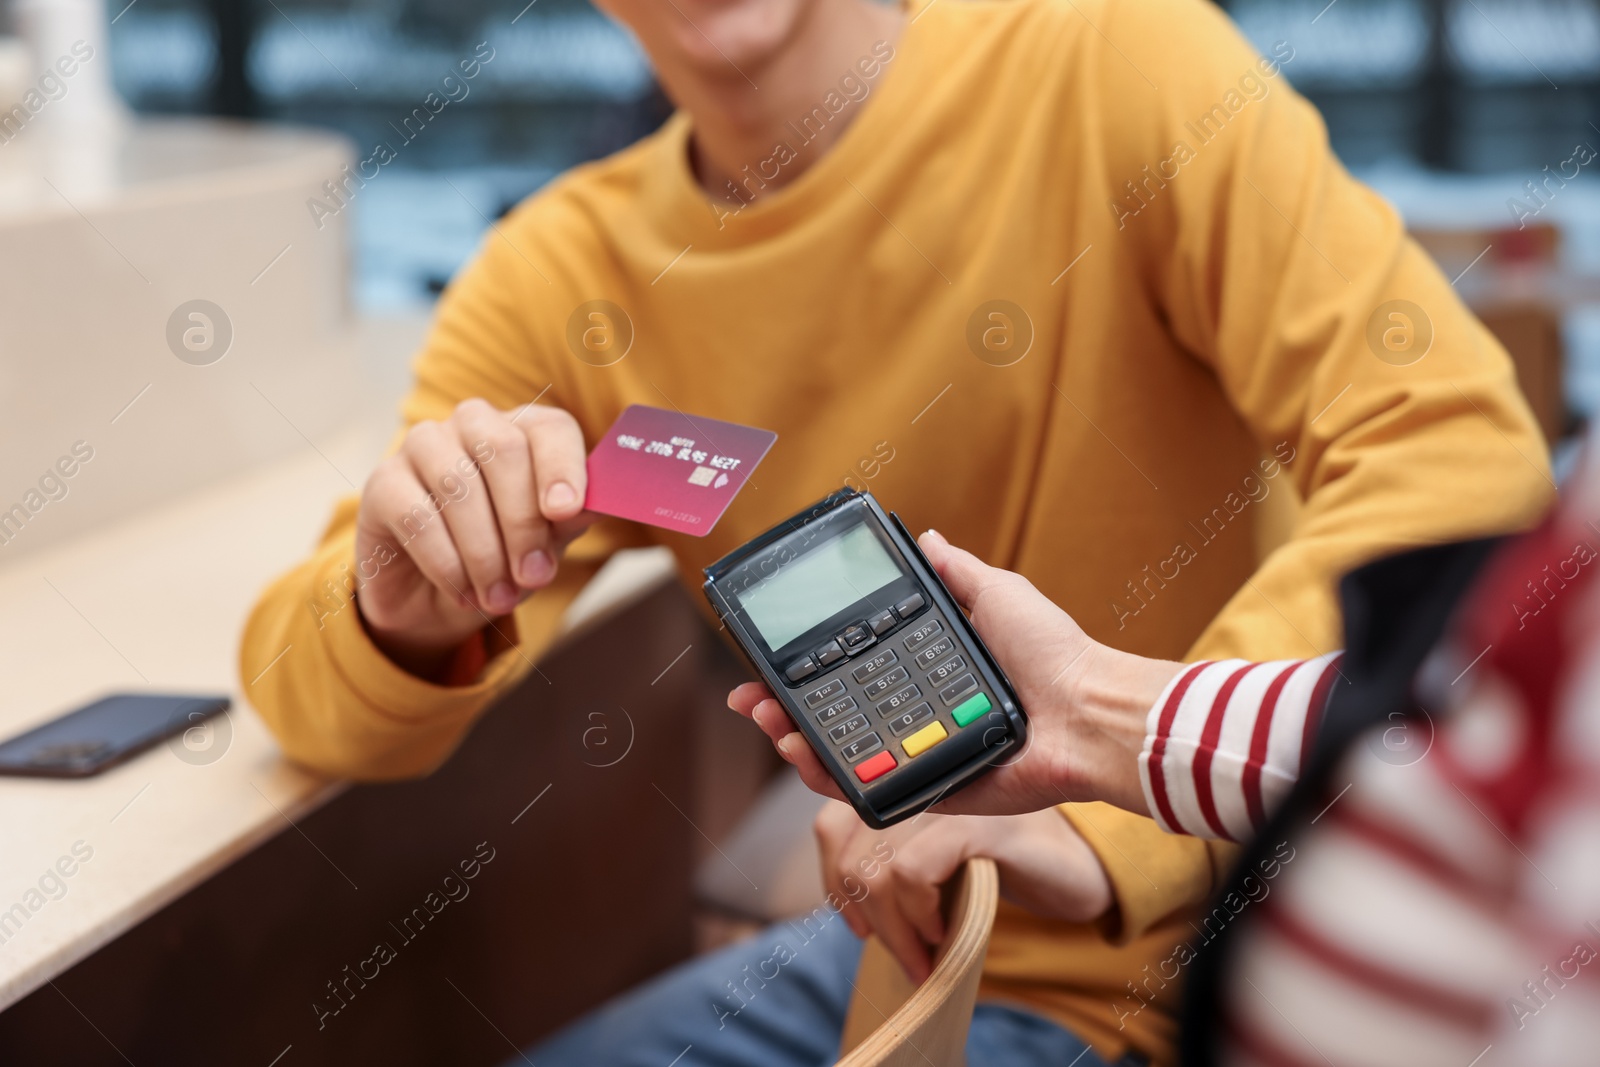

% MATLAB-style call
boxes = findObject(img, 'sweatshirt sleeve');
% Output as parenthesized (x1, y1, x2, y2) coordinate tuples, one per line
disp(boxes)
(1057, 801, 1238, 945)
(1062, 0, 1553, 937)
(1099, 0, 1554, 664)
(1139, 654, 1342, 841)
(239, 209, 647, 780)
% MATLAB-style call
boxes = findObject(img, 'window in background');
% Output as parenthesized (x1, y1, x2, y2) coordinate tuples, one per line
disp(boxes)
(102, 0, 1600, 417)
(108, 0, 667, 309)
(1226, 0, 1600, 171)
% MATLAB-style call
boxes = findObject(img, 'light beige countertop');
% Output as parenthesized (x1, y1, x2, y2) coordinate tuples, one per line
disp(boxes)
(0, 423, 377, 1010)
(0, 409, 677, 1011)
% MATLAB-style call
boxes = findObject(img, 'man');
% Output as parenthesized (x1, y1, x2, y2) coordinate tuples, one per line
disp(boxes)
(241, 0, 1551, 1062)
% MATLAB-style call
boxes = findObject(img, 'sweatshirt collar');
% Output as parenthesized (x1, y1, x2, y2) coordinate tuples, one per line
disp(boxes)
(642, 4, 934, 250)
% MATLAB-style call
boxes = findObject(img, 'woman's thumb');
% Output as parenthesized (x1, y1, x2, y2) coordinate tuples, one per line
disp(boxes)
(917, 529, 995, 612)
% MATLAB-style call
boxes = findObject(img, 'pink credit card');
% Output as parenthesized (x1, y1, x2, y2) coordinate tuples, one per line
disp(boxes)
(584, 405, 777, 536)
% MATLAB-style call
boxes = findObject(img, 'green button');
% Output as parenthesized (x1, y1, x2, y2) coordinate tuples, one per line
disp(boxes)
(952, 693, 992, 727)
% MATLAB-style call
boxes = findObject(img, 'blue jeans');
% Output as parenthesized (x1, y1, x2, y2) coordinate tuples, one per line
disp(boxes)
(519, 910, 1138, 1066)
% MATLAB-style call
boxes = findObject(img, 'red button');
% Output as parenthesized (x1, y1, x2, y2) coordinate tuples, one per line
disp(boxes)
(855, 751, 897, 783)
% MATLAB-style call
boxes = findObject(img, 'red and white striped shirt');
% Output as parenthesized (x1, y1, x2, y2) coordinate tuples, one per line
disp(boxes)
(1142, 478, 1600, 1067)
(1141, 653, 1344, 842)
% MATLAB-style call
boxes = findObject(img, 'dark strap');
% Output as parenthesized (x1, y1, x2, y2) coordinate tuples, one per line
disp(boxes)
(1178, 536, 1502, 1066)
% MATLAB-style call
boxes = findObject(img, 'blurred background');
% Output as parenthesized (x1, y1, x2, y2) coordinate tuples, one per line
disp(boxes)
(54, 0, 670, 307)
(2, 0, 1595, 428)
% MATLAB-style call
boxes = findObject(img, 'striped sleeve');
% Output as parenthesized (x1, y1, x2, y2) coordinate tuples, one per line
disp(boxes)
(1139, 652, 1343, 840)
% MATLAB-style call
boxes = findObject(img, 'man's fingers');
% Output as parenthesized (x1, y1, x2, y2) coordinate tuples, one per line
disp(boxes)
(813, 805, 867, 937)
(814, 803, 929, 980)
(404, 423, 516, 611)
(901, 879, 946, 948)
(859, 890, 932, 985)
(519, 405, 588, 523)
(454, 401, 552, 591)
(892, 831, 968, 947)
(369, 460, 474, 610)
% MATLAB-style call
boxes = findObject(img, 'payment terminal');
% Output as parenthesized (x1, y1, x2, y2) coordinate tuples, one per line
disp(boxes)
(704, 489, 1027, 828)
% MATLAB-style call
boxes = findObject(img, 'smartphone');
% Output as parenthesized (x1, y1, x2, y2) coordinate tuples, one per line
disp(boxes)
(704, 489, 1027, 828)
(0, 693, 231, 778)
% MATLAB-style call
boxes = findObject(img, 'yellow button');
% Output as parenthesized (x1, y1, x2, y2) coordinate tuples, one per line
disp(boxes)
(901, 721, 948, 759)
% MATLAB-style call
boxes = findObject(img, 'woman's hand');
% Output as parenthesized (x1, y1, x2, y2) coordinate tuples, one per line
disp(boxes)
(813, 801, 1112, 983)
(729, 530, 1182, 818)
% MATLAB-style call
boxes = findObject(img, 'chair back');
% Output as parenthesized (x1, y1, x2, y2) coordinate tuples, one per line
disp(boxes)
(834, 857, 999, 1067)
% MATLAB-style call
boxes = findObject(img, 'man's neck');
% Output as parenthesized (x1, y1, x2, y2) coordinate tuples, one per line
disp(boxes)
(652, 0, 906, 204)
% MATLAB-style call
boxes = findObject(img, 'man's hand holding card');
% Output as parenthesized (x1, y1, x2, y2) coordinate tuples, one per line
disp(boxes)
(351, 400, 773, 680)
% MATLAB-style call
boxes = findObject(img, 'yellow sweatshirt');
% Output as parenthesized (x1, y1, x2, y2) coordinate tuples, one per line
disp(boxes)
(241, 0, 1552, 1060)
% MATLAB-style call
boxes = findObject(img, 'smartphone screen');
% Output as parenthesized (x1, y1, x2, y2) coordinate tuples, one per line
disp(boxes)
(0, 694, 230, 778)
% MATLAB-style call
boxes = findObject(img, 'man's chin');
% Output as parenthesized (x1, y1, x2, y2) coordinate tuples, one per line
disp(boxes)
(603, 0, 816, 77)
